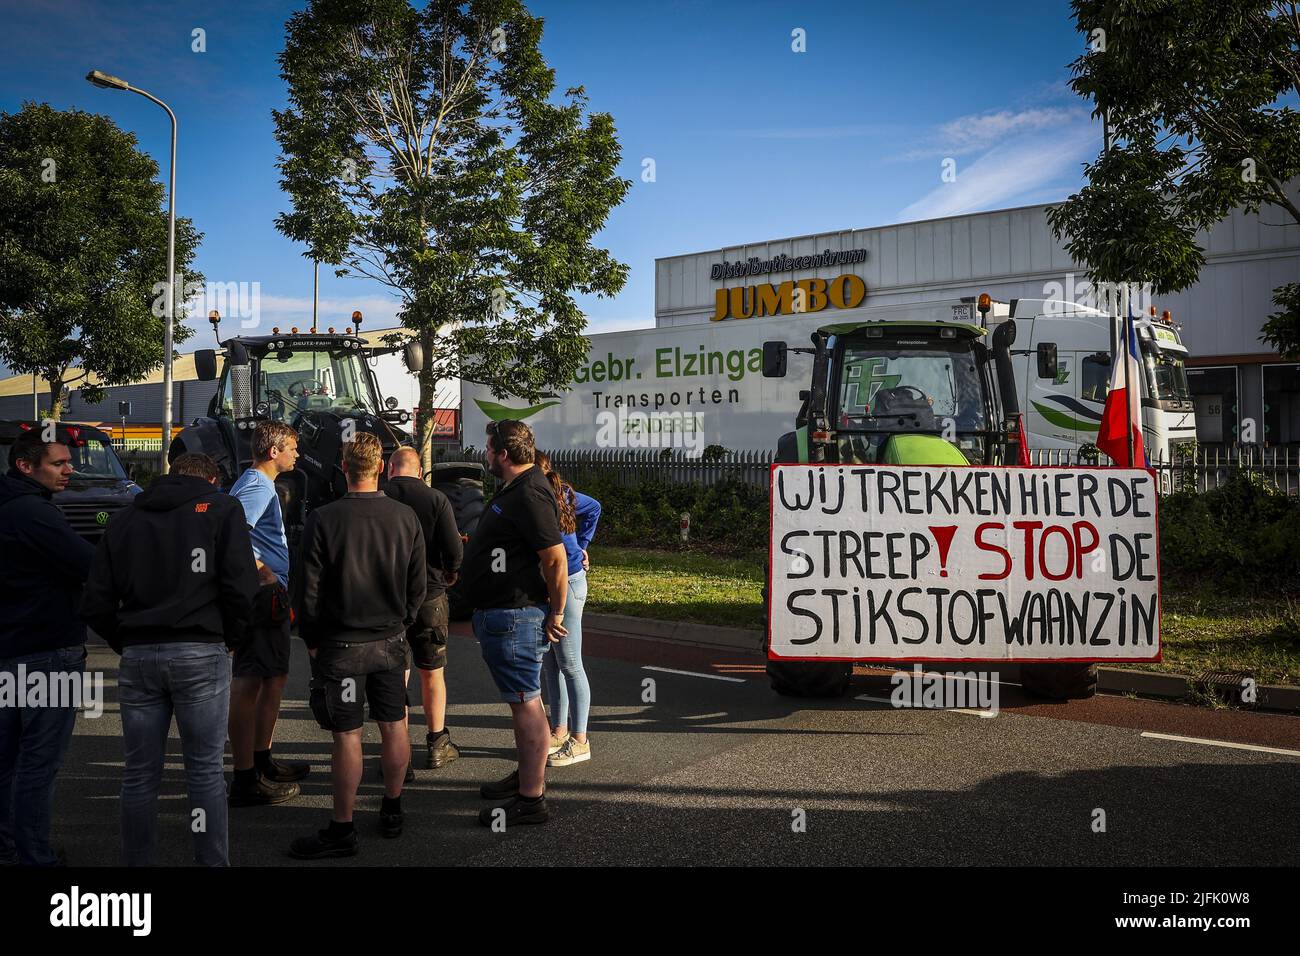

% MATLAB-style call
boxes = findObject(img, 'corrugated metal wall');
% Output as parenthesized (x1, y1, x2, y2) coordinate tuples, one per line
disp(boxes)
(0, 381, 217, 425)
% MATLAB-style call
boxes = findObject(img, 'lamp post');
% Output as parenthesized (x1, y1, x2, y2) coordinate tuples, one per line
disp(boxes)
(86, 70, 177, 474)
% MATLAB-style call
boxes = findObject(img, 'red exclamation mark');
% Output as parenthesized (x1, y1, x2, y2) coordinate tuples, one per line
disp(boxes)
(929, 525, 958, 577)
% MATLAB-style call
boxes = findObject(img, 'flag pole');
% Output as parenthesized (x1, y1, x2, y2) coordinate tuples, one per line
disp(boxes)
(1123, 283, 1134, 467)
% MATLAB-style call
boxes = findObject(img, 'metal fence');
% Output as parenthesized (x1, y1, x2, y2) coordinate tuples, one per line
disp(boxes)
(437, 445, 1300, 496)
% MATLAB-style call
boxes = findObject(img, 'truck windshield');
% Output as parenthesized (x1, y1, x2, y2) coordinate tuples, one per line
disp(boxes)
(836, 343, 987, 433)
(258, 349, 374, 418)
(1141, 343, 1190, 401)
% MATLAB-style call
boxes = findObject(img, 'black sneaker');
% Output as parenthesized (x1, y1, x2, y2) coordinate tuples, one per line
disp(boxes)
(428, 732, 460, 769)
(259, 756, 310, 783)
(379, 809, 403, 838)
(229, 774, 300, 807)
(479, 769, 519, 800)
(478, 794, 549, 827)
(288, 828, 359, 860)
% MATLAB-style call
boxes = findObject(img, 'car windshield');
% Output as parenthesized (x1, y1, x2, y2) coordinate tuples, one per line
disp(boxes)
(257, 348, 374, 418)
(836, 342, 988, 433)
(1142, 343, 1190, 402)
(0, 437, 127, 480)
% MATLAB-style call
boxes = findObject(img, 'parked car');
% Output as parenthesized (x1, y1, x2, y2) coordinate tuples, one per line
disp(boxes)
(0, 421, 141, 544)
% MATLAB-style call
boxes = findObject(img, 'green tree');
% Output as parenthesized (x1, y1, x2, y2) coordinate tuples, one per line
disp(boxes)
(274, 0, 630, 468)
(0, 102, 202, 419)
(1047, 1, 1300, 354)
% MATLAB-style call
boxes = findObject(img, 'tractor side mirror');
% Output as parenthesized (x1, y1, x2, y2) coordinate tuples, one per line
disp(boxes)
(403, 340, 425, 373)
(1036, 342, 1058, 379)
(762, 340, 787, 378)
(194, 349, 218, 382)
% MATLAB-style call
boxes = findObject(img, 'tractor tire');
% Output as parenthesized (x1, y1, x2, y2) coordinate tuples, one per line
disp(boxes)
(1018, 663, 1098, 700)
(435, 476, 485, 539)
(766, 659, 853, 698)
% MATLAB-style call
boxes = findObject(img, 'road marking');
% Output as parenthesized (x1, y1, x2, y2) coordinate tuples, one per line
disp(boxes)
(855, 694, 893, 704)
(1140, 731, 1300, 758)
(642, 666, 746, 684)
(954, 708, 998, 718)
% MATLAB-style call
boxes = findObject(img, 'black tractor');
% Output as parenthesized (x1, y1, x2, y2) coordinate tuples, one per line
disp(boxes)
(168, 312, 416, 561)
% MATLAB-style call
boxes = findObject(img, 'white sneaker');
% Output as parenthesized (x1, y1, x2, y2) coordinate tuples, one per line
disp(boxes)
(548, 737, 591, 767)
(547, 729, 570, 756)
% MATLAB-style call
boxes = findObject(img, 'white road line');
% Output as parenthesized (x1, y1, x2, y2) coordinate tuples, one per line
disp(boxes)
(641, 666, 746, 684)
(953, 708, 998, 719)
(1140, 731, 1300, 758)
(855, 694, 994, 717)
(854, 694, 894, 704)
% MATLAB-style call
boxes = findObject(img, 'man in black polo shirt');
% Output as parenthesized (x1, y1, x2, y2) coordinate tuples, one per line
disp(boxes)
(461, 420, 568, 827)
(288, 433, 426, 858)
(385, 447, 463, 768)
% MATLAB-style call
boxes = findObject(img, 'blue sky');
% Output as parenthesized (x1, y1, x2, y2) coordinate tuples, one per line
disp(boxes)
(0, 0, 1100, 344)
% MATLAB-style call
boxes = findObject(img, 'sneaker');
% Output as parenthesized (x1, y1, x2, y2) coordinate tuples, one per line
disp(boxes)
(229, 774, 300, 807)
(547, 729, 570, 755)
(427, 732, 460, 769)
(288, 827, 359, 860)
(548, 737, 591, 767)
(259, 756, 310, 783)
(479, 769, 519, 800)
(478, 794, 549, 827)
(379, 809, 403, 839)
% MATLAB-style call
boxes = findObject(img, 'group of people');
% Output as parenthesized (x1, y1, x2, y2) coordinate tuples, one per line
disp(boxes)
(0, 415, 599, 865)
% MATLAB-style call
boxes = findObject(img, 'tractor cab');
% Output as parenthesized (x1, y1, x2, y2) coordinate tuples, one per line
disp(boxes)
(764, 301, 1022, 467)
(172, 314, 415, 552)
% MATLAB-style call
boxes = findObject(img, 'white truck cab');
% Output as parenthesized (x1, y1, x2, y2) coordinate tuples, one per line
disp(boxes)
(974, 297, 1196, 464)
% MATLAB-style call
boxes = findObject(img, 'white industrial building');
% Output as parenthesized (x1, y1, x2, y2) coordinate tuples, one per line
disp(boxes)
(654, 186, 1300, 446)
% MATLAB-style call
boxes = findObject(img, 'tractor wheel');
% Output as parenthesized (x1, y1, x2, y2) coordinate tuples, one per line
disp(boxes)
(766, 659, 853, 698)
(435, 476, 485, 538)
(1018, 663, 1098, 700)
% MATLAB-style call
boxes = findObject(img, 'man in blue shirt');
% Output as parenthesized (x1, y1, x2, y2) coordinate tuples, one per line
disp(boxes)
(227, 421, 306, 807)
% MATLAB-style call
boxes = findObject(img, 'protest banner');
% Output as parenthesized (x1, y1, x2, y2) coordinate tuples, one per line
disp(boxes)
(768, 464, 1161, 662)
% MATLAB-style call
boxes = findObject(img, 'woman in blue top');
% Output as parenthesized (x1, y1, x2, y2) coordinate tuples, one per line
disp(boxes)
(536, 452, 600, 766)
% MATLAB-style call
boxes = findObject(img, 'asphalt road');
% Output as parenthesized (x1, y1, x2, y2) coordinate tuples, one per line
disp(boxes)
(52, 625, 1300, 866)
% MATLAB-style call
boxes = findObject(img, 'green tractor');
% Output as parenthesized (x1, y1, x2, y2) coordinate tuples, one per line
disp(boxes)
(760, 296, 1097, 699)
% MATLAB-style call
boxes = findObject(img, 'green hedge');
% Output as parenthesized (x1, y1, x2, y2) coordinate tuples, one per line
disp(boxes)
(1158, 473, 1300, 592)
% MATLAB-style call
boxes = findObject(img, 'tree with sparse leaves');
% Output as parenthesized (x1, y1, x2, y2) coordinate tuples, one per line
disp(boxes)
(0, 102, 202, 420)
(274, 0, 630, 469)
(1047, 1, 1300, 355)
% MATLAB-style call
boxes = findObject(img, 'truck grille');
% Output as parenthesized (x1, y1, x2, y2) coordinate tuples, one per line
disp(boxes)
(57, 501, 127, 543)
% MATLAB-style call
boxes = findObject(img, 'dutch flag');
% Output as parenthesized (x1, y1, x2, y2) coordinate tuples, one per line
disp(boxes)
(1097, 292, 1148, 468)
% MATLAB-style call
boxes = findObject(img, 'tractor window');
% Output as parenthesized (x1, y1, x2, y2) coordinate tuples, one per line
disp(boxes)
(259, 349, 372, 418)
(837, 344, 986, 433)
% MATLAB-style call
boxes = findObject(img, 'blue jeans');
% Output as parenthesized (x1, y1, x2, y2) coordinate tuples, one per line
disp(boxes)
(118, 642, 231, 867)
(0, 644, 85, 866)
(474, 605, 550, 703)
(543, 571, 591, 736)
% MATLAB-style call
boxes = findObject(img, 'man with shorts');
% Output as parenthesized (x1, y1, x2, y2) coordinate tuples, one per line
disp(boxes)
(460, 420, 568, 827)
(289, 433, 426, 858)
(385, 448, 463, 769)
(227, 421, 306, 806)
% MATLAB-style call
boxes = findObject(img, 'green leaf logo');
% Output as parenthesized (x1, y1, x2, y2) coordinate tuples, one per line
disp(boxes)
(474, 398, 561, 422)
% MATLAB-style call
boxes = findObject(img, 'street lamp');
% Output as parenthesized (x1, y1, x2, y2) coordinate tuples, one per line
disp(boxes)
(86, 70, 178, 474)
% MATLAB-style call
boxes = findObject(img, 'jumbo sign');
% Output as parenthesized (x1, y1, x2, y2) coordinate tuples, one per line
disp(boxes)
(709, 273, 868, 321)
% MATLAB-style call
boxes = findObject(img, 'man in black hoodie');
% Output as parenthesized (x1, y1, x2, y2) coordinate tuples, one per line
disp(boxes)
(0, 427, 95, 866)
(81, 453, 259, 866)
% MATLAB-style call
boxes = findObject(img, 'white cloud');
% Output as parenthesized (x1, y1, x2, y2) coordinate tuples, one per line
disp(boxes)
(897, 123, 1099, 222)
(896, 107, 1088, 160)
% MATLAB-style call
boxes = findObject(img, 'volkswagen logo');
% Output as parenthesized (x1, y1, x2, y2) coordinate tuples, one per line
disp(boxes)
(95, 511, 110, 526)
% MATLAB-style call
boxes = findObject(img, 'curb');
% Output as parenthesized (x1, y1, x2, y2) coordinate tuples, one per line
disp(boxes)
(584, 613, 1300, 714)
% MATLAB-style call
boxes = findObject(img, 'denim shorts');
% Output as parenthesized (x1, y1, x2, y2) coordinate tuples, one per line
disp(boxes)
(473, 605, 549, 704)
